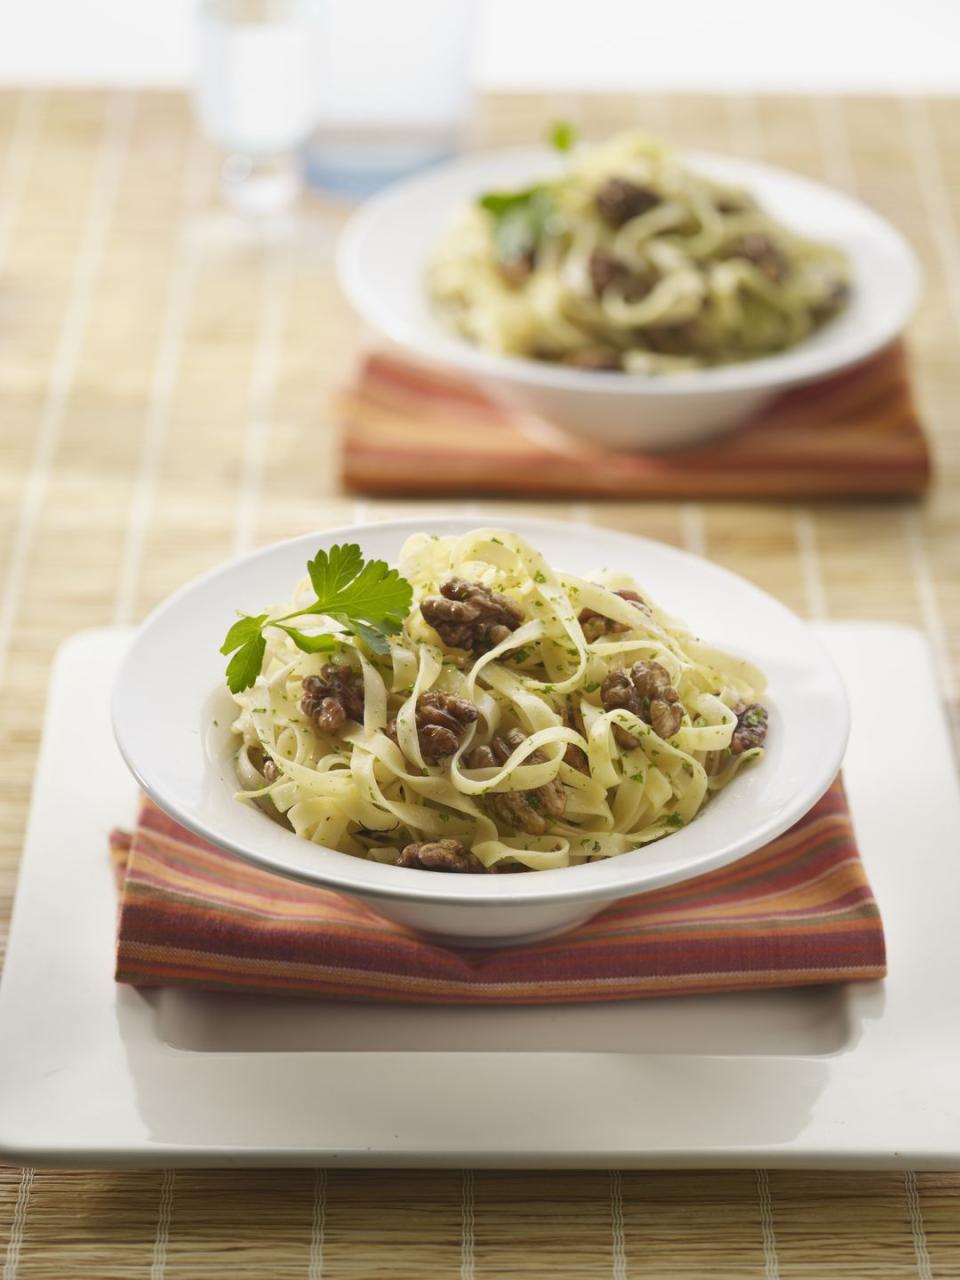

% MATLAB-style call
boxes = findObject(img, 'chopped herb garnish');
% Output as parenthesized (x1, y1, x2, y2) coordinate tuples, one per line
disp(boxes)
(533, 570, 547, 584)
(663, 812, 684, 829)
(584, 681, 600, 694)
(630, 771, 645, 783)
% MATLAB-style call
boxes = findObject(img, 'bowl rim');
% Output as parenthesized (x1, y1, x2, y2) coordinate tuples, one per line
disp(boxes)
(112, 516, 850, 908)
(337, 142, 921, 397)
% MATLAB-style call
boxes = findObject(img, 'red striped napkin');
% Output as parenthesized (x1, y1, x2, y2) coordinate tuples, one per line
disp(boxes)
(112, 782, 885, 1004)
(338, 342, 930, 499)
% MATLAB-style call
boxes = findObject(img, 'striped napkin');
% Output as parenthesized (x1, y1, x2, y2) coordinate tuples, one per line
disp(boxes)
(338, 342, 929, 499)
(112, 782, 885, 1004)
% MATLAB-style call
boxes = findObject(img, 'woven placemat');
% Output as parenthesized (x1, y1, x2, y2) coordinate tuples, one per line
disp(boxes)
(1, 86, 959, 1279)
(339, 342, 931, 499)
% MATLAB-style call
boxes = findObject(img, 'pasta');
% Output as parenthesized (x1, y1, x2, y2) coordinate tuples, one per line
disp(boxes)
(230, 529, 769, 873)
(428, 132, 850, 374)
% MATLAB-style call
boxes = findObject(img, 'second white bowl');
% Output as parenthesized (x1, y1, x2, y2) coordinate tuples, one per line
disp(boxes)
(337, 145, 919, 450)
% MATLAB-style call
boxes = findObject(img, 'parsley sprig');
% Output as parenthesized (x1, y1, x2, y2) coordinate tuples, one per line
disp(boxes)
(478, 184, 555, 267)
(476, 122, 577, 273)
(220, 543, 413, 693)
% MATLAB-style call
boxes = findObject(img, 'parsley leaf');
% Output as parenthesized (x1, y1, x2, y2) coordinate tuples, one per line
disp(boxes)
(220, 543, 413, 692)
(548, 119, 578, 152)
(303, 546, 412, 632)
(220, 613, 268, 656)
(305, 542, 363, 600)
(225, 632, 266, 694)
(347, 619, 393, 657)
(274, 625, 338, 655)
(662, 812, 685, 830)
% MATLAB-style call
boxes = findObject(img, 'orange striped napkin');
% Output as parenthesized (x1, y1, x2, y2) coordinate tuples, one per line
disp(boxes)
(338, 342, 929, 499)
(112, 782, 885, 1004)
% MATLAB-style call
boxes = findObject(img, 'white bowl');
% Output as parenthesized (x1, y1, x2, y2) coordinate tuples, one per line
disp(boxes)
(112, 518, 849, 947)
(337, 145, 919, 451)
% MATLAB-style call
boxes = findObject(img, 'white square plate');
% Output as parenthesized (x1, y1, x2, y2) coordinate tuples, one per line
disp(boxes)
(0, 623, 957, 1169)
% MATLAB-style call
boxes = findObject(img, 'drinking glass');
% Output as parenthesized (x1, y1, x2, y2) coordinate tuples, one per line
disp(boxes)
(303, 0, 477, 197)
(195, 0, 323, 215)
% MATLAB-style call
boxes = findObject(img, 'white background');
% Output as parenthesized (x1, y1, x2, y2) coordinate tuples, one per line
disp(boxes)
(1, 0, 959, 92)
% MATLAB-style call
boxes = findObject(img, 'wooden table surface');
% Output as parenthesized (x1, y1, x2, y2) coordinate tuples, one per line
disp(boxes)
(0, 88, 958, 1279)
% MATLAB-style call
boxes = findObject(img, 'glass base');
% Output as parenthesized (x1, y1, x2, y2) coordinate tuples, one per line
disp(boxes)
(302, 137, 455, 199)
(220, 152, 301, 216)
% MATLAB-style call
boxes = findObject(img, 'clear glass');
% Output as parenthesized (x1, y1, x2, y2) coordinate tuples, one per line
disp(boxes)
(194, 0, 323, 215)
(303, 0, 476, 198)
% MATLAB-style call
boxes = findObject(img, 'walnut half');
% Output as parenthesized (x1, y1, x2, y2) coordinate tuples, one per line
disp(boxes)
(420, 578, 524, 654)
(301, 665, 365, 736)
(731, 702, 768, 754)
(466, 727, 566, 836)
(578, 588, 649, 643)
(596, 177, 662, 227)
(600, 660, 683, 747)
(397, 839, 485, 873)
(386, 691, 479, 764)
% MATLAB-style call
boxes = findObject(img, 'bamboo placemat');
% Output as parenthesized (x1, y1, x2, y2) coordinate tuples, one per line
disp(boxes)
(0, 88, 958, 1279)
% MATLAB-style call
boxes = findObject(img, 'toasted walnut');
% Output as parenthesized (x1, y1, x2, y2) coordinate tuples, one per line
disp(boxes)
(420, 578, 524, 654)
(588, 251, 654, 304)
(600, 659, 683, 748)
(588, 248, 628, 296)
(812, 278, 851, 322)
(466, 727, 565, 836)
(643, 322, 702, 357)
(596, 178, 661, 227)
(724, 232, 788, 283)
(578, 588, 649, 643)
(396, 838, 485, 873)
(714, 193, 751, 215)
(562, 698, 590, 774)
(500, 247, 535, 287)
(731, 702, 769, 754)
(386, 691, 479, 764)
(301, 665, 365, 736)
(249, 746, 281, 784)
(562, 347, 623, 371)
